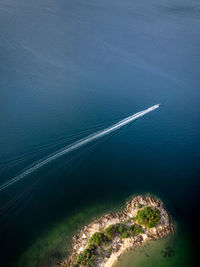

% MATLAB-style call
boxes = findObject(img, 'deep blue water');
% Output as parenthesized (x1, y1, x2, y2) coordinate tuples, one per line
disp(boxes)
(0, 0, 199, 266)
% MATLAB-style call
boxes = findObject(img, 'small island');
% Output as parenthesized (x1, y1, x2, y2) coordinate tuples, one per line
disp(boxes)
(62, 195, 174, 267)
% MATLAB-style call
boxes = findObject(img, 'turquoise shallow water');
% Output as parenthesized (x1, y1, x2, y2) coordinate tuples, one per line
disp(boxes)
(0, 0, 199, 266)
(115, 223, 193, 267)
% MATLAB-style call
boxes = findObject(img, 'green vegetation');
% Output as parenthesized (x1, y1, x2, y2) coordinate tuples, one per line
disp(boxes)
(103, 223, 143, 240)
(116, 223, 127, 236)
(120, 224, 143, 238)
(107, 248, 112, 254)
(74, 206, 162, 267)
(135, 206, 160, 228)
(75, 232, 106, 266)
(76, 248, 95, 267)
(133, 224, 143, 234)
(104, 224, 117, 240)
(74, 222, 144, 266)
(88, 232, 105, 246)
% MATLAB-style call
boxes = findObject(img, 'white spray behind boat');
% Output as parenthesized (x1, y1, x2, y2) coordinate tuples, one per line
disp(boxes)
(0, 104, 160, 191)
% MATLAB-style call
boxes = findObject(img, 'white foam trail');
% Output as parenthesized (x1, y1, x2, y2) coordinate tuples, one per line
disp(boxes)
(0, 104, 159, 191)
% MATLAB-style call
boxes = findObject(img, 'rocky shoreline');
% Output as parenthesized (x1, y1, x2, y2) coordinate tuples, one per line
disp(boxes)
(62, 195, 174, 267)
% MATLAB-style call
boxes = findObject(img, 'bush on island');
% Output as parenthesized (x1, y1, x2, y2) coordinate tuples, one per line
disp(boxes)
(104, 223, 143, 240)
(133, 224, 143, 234)
(75, 240, 97, 266)
(135, 206, 160, 228)
(76, 248, 95, 266)
(88, 232, 105, 246)
(104, 224, 117, 240)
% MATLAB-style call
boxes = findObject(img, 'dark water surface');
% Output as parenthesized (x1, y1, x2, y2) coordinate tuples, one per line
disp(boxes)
(0, 0, 199, 266)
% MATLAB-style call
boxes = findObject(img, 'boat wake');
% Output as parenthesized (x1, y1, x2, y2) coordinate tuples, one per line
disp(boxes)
(0, 104, 159, 192)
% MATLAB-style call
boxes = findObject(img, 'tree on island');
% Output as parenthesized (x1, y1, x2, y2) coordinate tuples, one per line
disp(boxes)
(135, 206, 160, 228)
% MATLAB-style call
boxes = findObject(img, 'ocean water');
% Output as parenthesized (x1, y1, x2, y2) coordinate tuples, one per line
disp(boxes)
(0, 0, 199, 266)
